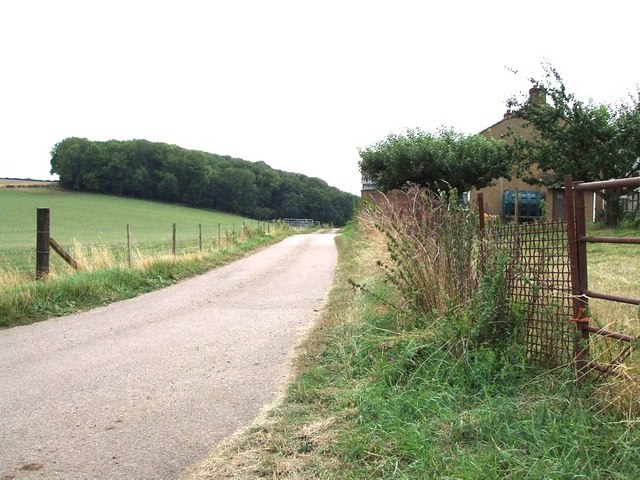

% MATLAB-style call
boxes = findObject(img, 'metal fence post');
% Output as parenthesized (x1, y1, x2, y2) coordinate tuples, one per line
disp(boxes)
(478, 192, 485, 232)
(564, 175, 589, 381)
(477, 193, 486, 274)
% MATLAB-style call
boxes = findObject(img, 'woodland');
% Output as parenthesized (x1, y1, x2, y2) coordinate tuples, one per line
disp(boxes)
(50, 137, 357, 225)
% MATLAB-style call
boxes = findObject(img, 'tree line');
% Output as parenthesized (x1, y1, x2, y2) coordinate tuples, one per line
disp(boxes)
(50, 138, 358, 225)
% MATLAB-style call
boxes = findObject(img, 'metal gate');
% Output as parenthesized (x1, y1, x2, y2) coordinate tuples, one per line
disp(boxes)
(564, 174, 640, 380)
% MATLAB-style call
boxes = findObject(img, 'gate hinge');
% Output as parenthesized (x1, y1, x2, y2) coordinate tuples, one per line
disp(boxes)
(569, 307, 590, 324)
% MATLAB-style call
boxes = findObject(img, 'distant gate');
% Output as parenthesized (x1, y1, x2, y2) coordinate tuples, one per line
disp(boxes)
(282, 218, 318, 228)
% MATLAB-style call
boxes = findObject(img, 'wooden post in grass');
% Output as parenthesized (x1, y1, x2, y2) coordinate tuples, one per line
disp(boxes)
(217, 223, 221, 249)
(36, 208, 50, 279)
(172, 223, 177, 255)
(477, 193, 485, 231)
(199, 224, 202, 251)
(127, 224, 132, 268)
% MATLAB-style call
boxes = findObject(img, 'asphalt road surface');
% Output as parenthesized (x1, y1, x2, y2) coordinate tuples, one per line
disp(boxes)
(0, 232, 338, 479)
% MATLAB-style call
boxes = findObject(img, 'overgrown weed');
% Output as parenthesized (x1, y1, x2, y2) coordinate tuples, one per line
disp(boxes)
(358, 187, 478, 318)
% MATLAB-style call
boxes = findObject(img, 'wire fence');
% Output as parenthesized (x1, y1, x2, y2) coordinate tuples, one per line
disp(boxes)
(483, 220, 575, 367)
(0, 220, 273, 275)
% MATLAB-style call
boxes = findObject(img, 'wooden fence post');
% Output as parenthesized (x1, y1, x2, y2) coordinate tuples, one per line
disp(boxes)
(36, 208, 50, 279)
(172, 223, 177, 255)
(199, 224, 202, 252)
(477, 193, 485, 232)
(127, 224, 132, 268)
(49, 238, 79, 270)
(477, 193, 486, 274)
(218, 223, 221, 249)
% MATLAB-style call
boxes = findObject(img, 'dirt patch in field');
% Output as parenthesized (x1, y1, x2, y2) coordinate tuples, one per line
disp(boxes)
(0, 178, 58, 188)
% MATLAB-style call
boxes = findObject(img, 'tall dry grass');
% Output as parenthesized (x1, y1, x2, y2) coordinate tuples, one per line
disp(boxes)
(1, 221, 286, 285)
(0, 221, 294, 328)
(358, 186, 479, 316)
(0, 268, 28, 290)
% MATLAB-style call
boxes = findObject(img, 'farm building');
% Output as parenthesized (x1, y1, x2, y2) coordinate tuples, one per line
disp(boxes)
(361, 86, 630, 223)
(470, 85, 605, 222)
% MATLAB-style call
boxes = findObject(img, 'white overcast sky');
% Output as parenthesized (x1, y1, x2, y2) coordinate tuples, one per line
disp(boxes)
(1, 0, 638, 195)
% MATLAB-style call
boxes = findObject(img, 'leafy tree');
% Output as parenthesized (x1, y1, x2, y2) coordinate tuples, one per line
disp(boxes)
(216, 167, 257, 214)
(358, 128, 511, 193)
(50, 137, 95, 190)
(506, 64, 640, 227)
(157, 171, 180, 202)
(280, 192, 306, 218)
(131, 166, 152, 196)
(252, 163, 281, 217)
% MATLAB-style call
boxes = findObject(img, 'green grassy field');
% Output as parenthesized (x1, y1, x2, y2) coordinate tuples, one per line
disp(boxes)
(584, 227, 640, 374)
(0, 187, 256, 274)
(0, 186, 296, 327)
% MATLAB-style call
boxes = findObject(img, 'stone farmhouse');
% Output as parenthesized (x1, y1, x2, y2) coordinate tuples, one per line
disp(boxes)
(470, 85, 605, 222)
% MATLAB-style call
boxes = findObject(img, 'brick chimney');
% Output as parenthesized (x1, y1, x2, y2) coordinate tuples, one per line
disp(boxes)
(528, 84, 546, 106)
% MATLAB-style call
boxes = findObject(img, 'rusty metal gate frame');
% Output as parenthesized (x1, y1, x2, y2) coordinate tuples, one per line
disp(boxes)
(477, 193, 575, 367)
(564, 174, 640, 380)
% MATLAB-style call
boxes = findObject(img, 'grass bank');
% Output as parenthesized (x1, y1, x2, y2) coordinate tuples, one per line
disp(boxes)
(0, 186, 297, 327)
(0, 187, 254, 282)
(0, 227, 292, 328)
(182, 213, 640, 479)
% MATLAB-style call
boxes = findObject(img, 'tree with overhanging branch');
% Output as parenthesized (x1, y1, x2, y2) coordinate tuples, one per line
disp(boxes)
(506, 63, 640, 227)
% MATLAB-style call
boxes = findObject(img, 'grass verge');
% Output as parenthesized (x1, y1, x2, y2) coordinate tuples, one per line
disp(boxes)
(181, 218, 640, 479)
(0, 229, 292, 328)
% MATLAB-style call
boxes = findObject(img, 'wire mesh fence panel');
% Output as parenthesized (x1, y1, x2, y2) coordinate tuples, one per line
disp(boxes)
(485, 221, 575, 367)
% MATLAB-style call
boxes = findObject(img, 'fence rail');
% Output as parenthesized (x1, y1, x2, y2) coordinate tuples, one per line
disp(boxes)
(478, 175, 640, 379)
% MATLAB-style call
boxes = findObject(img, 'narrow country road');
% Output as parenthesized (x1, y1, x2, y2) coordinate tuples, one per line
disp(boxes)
(0, 232, 338, 480)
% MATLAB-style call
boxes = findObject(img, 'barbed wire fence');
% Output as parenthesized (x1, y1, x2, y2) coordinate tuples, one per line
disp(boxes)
(0, 220, 274, 276)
